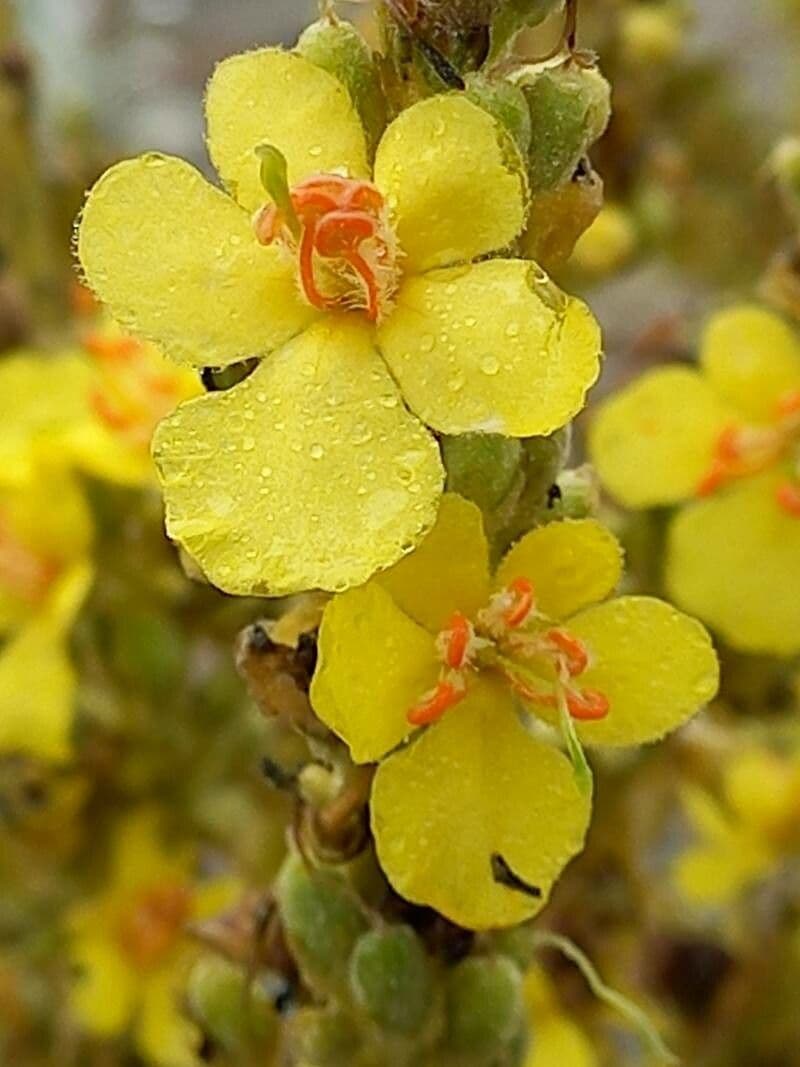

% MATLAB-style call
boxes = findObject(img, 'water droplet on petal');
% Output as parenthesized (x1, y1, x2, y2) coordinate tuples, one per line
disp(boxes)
(310, 443, 325, 460)
(480, 355, 500, 376)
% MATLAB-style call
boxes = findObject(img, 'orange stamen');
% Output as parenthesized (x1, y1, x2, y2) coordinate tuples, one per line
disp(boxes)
(776, 389, 800, 418)
(776, 480, 800, 517)
(407, 680, 465, 726)
(84, 333, 142, 363)
(545, 628, 589, 676)
(566, 688, 610, 721)
(116, 884, 193, 970)
(504, 577, 535, 628)
(444, 612, 471, 670)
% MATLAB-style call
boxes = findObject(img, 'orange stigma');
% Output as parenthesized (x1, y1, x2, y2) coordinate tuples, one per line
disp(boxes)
(408, 679, 466, 726)
(255, 174, 398, 323)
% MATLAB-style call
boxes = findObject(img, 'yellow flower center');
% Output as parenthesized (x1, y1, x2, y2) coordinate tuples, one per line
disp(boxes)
(0, 512, 59, 605)
(697, 389, 800, 516)
(84, 332, 183, 449)
(115, 883, 193, 970)
(408, 577, 609, 727)
(254, 173, 400, 323)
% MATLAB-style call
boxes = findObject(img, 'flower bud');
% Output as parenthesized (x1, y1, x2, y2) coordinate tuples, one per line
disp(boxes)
(296, 19, 387, 155)
(513, 61, 611, 192)
(620, 5, 685, 66)
(349, 925, 434, 1035)
(521, 160, 604, 270)
(445, 955, 524, 1058)
(186, 956, 275, 1053)
(275, 853, 368, 997)
(465, 74, 532, 156)
(285, 1006, 362, 1067)
(441, 433, 523, 514)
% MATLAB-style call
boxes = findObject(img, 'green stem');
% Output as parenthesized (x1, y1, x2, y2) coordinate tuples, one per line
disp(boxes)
(531, 931, 680, 1065)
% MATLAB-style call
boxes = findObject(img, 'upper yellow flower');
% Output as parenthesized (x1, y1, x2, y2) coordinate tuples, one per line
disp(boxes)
(675, 744, 800, 905)
(589, 305, 800, 655)
(68, 808, 239, 1067)
(76, 42, 602, 597)
(0, 366, 94, 760)
(311, 495, 718, 928)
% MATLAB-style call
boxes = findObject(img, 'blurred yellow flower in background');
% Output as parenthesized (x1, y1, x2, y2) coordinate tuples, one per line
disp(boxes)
(590, 304, 800, 654)
(523, 965, 597, 1067)
(76, 44, 603, 597)
(68, 809, 240, 1067)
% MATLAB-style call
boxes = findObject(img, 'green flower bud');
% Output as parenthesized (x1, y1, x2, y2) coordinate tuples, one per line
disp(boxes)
(445, 956, 524, 1058)
(465, 74, 532, 157)
(441, 433, 523, 514)
(486, 925, 537, 970)
(555, 463, 599, 519)
(275, 853, 368, 997)
(186, 956, 276, 1053)
(286, 1006, 363, 1067)
(297, 20, 387, 155)
(487, 0, 564, 66)
(514, 62, 611, 192)
(349, 925, 434, 1035)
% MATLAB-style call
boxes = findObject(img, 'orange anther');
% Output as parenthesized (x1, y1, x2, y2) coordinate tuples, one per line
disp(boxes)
(84, 333, 141, 362)
(504, 577, 535, 628)
(716, 425, 743, 462)
(696, 459, 728, 497)
(776, 480, 800, 518)
(407, 680, 465, 726)
(566, 688, 610, 721)
(545, 628, 589, 676)
(444, 612, 471, 670)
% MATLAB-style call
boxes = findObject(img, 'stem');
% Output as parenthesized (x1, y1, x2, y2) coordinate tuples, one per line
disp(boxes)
(532, 931, 680, 1065)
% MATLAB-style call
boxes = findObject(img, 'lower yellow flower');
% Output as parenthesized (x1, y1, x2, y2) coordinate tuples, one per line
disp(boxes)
(675, 745, 800, 904)
(68, 809, 239, 1067)
(523, 966, 597, 1067)
(311, 495, 718, 928)
(0, 464, 93, 761)
(589, 304, 800, 654)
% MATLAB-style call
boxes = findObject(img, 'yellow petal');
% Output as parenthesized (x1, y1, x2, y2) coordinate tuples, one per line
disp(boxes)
(379, 260, 601, 436)
(44, 560, 94, 634)
(70, 935, 137, 1036)
(311, 582, 439, 763)
(377, 493, 491, 633)
(680, 784, 732, 845)
(674, 839, 772, 905)
(371, 683, 591, 929)
(78, 155, 316, 368)
(566, 596, 719, 747)
(0, 621, 76, 761)
(588, 366, 732, 507)
(110, 808, 194, 894)
(205, 48, 369, 213)
(153, 316, 443, 597)
(0, 352, 92, 485)
(526, 1016, 598, 1067)
(723, 749, 797, 834)
(136, 961, 202, 1067)
(67, 420, 156, 487)
(700, 305, 800, 422)
(192, 876, 242, 921)
(373, 95, 527, 272)
(666, 470, 800, 655)
(495, 519, 623, 621)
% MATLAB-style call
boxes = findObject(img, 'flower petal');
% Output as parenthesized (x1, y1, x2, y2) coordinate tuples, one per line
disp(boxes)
(69, 935, 137, 1036)
(205, 48, 369, 213)
(566, 596, 719, 747)
(110, 808, 194, 894)
(379, 260, 601, 436)
(589, 366, 732, 507)
(371, 683, 591, 929)
(135, 961, 202, 1067)
(377, 493, 491, 633)
(673, 839, 771, 905)
(666, 470, 800, 655)
(525, 1017, 598, 1067)
(153, 316, 443, 597)
(311, 582, 439, 763)
(78, 155, 316, 368)
(495, 519, 623, 620)
(373, 95, 527, 272)
(700, 305, 800, 422)
(0, 620, 76, 761)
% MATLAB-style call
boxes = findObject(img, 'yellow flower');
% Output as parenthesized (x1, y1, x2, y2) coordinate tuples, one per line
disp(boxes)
(310, 495, 718, 928)
(523, 966, 597, 1067)
(589, 304, 800, 655)
(569, 203, 637, 276)
(675, 745, 800, 905)
(68, 808, 240, 1067)
(76, 42, 602, 597)
(0, 463, 93, 761)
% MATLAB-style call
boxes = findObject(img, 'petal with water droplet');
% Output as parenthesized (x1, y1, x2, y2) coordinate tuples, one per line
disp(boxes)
(205, 48, 369, 213)
(78, 155, 317, 368)
(374, 95, 528, 272)
(153, 316, 444, 596)
(378, 260, 601, 436)
(371, 681, 591, 929)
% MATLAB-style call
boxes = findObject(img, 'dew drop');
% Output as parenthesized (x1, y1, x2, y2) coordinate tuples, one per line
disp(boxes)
(505, 321, 520, 338)
(480, 355, 500, 376)
(420, 334, 435, 352)
(309, 144, 323, 158)
(242, 435, 256, 451)
(310, 443, 325, 460)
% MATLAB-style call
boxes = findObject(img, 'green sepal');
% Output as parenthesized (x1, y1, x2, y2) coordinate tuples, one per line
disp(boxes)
(349, 925, 434, 1036)
(285, 1006, 364, 1067)
(445, 955, 524, 1057)
(487, 0, 564, 67)
(186, 956, 276, 1053)
(465, 74, 532, 156)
